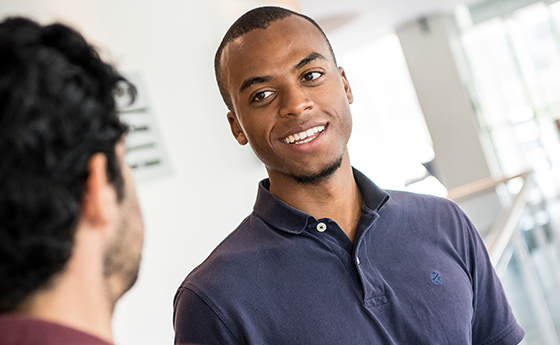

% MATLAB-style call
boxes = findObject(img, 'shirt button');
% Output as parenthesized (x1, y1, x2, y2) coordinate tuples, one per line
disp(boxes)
(316, 222, 327, 232)
(356, 257, 361, 265)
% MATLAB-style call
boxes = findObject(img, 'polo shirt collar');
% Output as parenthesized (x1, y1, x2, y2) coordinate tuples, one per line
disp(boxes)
(253, 167, 390, 235)
(353, 167, 390, 212)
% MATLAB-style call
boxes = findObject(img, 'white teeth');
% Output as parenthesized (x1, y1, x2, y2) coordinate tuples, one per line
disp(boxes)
(295, 137, 314, 145)
(282, 125, 325, 144)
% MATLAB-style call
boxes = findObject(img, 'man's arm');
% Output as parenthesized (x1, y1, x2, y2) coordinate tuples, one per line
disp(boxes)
(173, 286, 242, 345)
(462, 209, 525, 345)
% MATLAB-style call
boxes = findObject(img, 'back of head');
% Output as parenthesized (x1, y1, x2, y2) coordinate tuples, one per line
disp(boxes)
(0, 17, 130, 312)
(214, 6, 335, 111)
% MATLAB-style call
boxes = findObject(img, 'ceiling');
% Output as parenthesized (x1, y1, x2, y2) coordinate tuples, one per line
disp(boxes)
(298, 0, 484, 33)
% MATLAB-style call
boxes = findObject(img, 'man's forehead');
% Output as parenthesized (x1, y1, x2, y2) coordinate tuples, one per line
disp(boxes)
(222, 16, 330, 65)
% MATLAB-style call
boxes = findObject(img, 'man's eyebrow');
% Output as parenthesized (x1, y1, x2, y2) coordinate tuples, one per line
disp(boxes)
(294, 52, 326, 71)
(237, 52, 326, 94)
(239, 76, 272, 94)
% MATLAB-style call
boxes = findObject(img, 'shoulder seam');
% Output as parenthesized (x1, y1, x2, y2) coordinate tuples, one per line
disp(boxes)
(178, 285, 243, 345)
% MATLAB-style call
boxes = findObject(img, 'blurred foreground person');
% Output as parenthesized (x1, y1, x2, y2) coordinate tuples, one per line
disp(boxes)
(0, 17, 144, 345)
(173, 6, 524, 345)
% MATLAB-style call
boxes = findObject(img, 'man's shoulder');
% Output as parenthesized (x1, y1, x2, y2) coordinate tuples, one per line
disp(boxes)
(376, 189, 470, 238)
(383, 189, 460, 213)
(178, 212, 280, 292)
(0, 315, 113, 345)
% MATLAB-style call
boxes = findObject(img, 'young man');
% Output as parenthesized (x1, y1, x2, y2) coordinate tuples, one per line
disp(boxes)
(173, 7, 524, 345)
(0, 17, 144, 345)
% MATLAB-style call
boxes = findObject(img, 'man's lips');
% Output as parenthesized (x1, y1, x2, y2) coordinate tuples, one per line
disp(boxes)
(281, 125, 326, 145)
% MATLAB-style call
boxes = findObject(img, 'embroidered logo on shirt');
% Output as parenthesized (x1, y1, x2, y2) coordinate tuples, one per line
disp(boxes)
(431, 272, 442, 285)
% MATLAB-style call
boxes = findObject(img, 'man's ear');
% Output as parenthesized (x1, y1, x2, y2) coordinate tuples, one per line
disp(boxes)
(338, 67, 353, 105)
(81, 153, 116, 228)
(227, 111, 248, 145)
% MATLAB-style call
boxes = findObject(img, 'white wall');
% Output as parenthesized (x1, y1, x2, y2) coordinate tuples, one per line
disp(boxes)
(0, 1, 268, 344)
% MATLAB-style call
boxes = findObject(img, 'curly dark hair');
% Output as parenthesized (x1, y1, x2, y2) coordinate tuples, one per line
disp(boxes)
(0, 17, 133, 312)
(214, 6, 336, 111)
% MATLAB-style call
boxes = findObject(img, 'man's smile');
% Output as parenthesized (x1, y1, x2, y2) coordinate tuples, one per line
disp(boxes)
(281, 125, 326, 144)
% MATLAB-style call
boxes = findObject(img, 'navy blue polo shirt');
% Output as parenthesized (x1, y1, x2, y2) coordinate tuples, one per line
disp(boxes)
(174, 168, 524, 345)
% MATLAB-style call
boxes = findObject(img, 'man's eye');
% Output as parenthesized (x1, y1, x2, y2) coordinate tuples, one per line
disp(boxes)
(302, 72, 322, 82)
(253, 90, 274, 102)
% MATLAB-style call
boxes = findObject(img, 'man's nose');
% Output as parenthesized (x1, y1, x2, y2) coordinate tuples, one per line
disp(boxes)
(278, 85, 314, 117)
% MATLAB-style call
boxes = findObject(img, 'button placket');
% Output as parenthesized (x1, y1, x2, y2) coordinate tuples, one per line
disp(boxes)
(355, 235, 388, 307)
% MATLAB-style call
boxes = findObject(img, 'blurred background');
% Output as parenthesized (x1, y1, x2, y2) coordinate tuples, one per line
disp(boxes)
(1, 0, 560, 343)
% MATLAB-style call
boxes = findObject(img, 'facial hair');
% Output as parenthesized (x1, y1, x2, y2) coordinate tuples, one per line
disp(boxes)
(102, 203, 142, 304)
(292, 154, 343, 185)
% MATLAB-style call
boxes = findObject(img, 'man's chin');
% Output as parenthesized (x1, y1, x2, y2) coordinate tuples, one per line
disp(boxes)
(291, 155, 343, 185)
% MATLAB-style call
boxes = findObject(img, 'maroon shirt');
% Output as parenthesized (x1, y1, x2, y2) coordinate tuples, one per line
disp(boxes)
(0, 315, 112, 345)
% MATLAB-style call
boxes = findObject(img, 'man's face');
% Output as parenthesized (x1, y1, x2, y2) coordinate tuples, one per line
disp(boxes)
(103, 140, 144, 300)
(223, 15, 353, 183)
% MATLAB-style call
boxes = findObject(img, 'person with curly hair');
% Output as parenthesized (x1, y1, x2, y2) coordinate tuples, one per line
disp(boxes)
(0, 16, 144, 345)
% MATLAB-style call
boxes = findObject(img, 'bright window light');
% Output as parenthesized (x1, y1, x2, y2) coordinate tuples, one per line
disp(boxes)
(337, 34, 442, 195)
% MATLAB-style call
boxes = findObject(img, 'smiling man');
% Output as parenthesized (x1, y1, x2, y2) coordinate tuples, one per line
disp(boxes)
(173, 6, 524, 345)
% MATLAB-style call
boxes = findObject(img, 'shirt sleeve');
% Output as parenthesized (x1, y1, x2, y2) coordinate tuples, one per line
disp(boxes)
(173, 286, 243, 345)
(462, 210, 525, 345)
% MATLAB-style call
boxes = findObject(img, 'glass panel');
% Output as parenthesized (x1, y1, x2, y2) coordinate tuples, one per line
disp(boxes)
(452, 2, 560, 341)
(500, 251, 545, 344)
(459, 2, 560, 188)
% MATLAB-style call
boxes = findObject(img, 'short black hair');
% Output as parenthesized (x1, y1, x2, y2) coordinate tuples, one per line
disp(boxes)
(0, 17, 133, 312)
(214, 6, 336, 111)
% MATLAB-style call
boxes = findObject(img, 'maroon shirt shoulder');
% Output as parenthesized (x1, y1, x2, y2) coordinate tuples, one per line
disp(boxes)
(0, 315, 113, 345)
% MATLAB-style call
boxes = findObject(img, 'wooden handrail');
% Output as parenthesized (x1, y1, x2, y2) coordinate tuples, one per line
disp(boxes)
(447, 171, 530, 200)
(485, 171, 534, 264)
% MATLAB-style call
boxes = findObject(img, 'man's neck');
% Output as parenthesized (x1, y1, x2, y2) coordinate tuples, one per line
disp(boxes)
(14, 258, 114, 343)
(268, 153, 363, 242)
